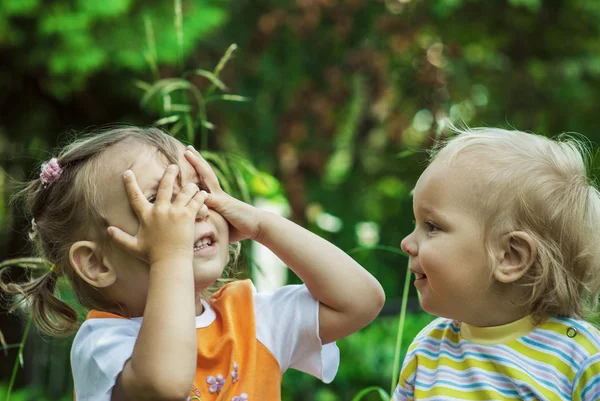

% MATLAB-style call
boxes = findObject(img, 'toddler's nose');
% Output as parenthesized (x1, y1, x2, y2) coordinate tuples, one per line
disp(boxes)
(400, 233, 417, 257)
(196, 204, 210, 221)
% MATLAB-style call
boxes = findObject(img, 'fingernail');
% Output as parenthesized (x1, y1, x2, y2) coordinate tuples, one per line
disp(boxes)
(107, 227, 113, 236)
(169, 164, 178, 171)
(187, 145, 195, 150)
(123, 170, 132, 178)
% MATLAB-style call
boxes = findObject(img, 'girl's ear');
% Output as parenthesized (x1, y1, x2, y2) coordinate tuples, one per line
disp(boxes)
(69, 241, 116, 288)
(494, 231, 537, 284)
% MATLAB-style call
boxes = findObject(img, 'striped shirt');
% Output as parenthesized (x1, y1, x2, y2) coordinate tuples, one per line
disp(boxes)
(393, 315, 600, 400)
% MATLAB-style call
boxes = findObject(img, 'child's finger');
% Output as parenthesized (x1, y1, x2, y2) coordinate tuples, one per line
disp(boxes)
(173, 182, 200, 208)
(123, 170, 150, 217)
(184, 147, 221, 193)
(107, 226, 139, 254)
(155, 165, 178, 206)
(202, 191, 230, 214)
(188, 190, 209, 212)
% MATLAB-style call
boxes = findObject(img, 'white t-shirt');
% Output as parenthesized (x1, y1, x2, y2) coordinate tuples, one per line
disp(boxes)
(71, 283, 339, 400)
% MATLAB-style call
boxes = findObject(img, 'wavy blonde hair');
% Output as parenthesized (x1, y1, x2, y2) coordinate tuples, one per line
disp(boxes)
(430, 126, 600, 324)
(1, 126, 240, 336)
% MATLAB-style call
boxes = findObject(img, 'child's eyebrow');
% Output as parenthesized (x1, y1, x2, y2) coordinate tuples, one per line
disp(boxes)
(415, 204, 447, 221)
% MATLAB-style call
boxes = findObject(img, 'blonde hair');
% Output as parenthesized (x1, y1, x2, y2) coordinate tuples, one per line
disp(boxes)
(1, 126, 240, 336)
(430, 127, 600, 324)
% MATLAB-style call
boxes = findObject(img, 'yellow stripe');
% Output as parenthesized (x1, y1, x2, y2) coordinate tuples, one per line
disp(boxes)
(414, 385, 522, 400)
(507, 337, 576, 379)
(399, 356, 418, 387)
(542, 321, 600, 355)
(416, 355, 561, 400)
(572, 358, 600, 401)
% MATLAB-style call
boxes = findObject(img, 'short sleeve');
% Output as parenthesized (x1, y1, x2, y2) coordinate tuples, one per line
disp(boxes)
(392, 319, 445, 401)
(253, 284, 340, 383)
(71, 317, 140, 401)
(573, 353, 600, 401)
(392, 351, 417, 401)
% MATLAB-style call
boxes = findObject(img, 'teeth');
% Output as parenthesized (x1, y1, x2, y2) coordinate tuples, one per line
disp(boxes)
(194, 237, 213, 250)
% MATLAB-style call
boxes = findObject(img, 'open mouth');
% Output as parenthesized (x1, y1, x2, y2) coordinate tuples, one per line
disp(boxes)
(194, 233, 216, 252)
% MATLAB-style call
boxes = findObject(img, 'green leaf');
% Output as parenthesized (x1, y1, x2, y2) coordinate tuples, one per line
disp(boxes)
(2, 0, 40, 16)
(77, 0, 133, 18)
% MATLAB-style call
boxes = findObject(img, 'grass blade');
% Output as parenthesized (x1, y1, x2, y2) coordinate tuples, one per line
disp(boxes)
(348, 245, 407, 257)
(351, 386, 389, 401)
(390, 264, 413, 396)
(154, 115, 181, 126)
(174, 0, 184, 70)
(206, 94, 251, 103)
(143, 15, 159, 80)
(5, 317, 32, 401)
(192, 69, 228, 91)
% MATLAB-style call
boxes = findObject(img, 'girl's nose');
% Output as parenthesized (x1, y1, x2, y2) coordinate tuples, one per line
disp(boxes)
(196, 204, 210, 222)
(400, 233, 417, 257)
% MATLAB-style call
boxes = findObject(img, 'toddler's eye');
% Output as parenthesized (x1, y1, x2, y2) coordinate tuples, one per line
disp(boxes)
(425, 221, 439, 233)
(147, 195, 156, 204)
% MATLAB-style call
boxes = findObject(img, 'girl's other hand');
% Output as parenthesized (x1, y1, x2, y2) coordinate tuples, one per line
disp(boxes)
(107, 165, 208, 265)
(184, 146, 261, 243)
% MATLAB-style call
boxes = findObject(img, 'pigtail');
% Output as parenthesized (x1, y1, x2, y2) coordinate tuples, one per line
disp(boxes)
(0, 264, 79, 337)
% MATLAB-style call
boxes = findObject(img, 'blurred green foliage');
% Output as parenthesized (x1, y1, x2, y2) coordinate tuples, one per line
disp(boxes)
(3, 0, 600, 399)
(0, 0, 228, 97)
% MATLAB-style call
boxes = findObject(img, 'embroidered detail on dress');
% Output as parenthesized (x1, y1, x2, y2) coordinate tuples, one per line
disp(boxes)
(206, 374, 225, 393)
(190, 385, 203, 400)
(231, 361, 239, 383)
(231, 393, 248, 401)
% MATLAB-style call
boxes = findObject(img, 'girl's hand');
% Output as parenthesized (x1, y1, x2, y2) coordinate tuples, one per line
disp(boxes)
(184, 146, 261, 243)
(107, 164, 209, 265)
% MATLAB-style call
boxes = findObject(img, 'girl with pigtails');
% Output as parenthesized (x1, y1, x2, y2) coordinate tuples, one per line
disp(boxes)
(1, 126, 385, 401)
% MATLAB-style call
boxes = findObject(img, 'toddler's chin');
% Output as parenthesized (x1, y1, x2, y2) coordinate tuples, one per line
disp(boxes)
(193, 265, 225, 291)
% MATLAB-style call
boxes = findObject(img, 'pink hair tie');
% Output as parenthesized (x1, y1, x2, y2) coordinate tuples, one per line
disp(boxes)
(40, 157, 63, 187)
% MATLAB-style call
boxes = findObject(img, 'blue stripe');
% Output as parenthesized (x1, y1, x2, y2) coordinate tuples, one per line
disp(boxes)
(414, 378, 521, 396)
(551, 318, 600, 349)
(531, 327, 587, 361)
(579, 370, 600, 400)
(573, 349, 600, 387)
(520, 336, 577, 366)
(421, 335, 573, 391)
(418, 365, 513, 383)
(414, 348, 571, 399)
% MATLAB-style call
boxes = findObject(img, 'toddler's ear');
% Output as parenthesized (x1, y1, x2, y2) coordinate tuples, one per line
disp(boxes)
(494, 231, 537, 284)
(69, 241, 116, 288)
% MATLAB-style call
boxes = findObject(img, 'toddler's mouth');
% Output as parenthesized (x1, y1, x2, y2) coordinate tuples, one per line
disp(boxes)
(414, 272, 427, 280)
(194, 232, 217, 253)
(194, 237, 212, 251)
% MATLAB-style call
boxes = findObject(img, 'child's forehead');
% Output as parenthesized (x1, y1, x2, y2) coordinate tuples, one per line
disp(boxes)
(414, 158, 489, 212)
(101, 140, 190, 178)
